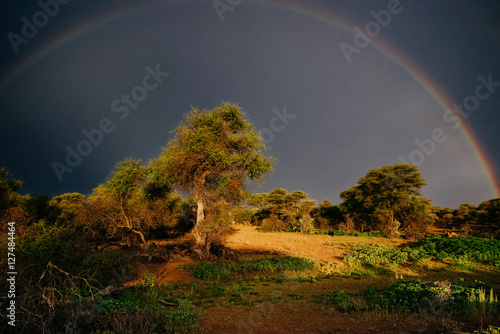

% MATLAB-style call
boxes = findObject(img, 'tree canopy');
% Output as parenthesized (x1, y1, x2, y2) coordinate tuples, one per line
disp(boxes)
(156, 102, 274, 244)
(247, 188, 317, 232)
(340, 164, 428, 235)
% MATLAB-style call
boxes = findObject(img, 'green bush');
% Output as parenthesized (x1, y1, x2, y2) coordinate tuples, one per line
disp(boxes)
(98, 289, 140, 312)
(327, 290, 353, 312)
(289, 293, 304, 300)
(18, 220, 79, 273)
(164, 299, 199, 334)
(344, 243, 408, 267)
(209, 284, 228, 297)
(374, 280, 436, 313)
(344, 237, 500, 269)
(417, 236, 500, 265)
(364, 279, 499, 323)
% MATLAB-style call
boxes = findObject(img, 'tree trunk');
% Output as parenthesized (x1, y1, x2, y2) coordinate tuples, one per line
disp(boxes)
(192, 197, 205, 245)
(132, 229, 148, 246)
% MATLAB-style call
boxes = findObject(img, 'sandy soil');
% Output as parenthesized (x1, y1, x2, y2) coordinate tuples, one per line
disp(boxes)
(225, 225, 405, 263)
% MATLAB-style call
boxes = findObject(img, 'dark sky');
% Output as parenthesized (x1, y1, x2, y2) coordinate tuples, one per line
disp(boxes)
(1, 0, 499, 208)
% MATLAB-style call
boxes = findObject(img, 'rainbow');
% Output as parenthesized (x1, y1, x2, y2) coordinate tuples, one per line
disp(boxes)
(1, 0, 498, 198)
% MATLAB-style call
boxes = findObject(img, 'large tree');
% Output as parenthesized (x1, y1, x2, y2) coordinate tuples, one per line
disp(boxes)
(340, 164, 428, 234)
(157, 103, 274, 245)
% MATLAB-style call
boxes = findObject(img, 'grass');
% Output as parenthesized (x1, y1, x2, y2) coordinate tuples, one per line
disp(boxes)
(185, 256, 319, 281)
(315, 229, 389, 238)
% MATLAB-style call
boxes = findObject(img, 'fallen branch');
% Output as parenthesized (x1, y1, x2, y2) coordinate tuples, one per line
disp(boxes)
(160, 300, 177, 307)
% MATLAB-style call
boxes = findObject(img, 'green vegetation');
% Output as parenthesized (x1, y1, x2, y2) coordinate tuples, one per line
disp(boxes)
(415, 236, 500, 265)
(315, 229, 389, 237)
(340, 164, 429, 237)
(343, 236, 500, 268)
(326, 290, 356, 312)
(187, 256, 318, 281)
(95, 291, 199, 334)
(316, 279, 499, 329)
(344, 243, 409, 267)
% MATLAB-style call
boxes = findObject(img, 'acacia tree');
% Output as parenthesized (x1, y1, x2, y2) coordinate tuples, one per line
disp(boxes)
(477, 198, 500, 231)
(247, 188, 316, 232)
(80, 158, 177, 246)
(157, 103, 274, 245)
(340, 164, 428, 234)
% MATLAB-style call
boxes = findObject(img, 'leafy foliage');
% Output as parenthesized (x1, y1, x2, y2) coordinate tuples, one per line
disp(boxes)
(365, 279, 500, 321)
(340, 164, 429, 235)
(77, 158, 189, 245)
(326, 290, 355, 312)
(415, 236, 500, 265)
(343, 236, 500, 268)
(344, 243, 408, 267)
(156, 103, 274, 245)
(248, 188, 316, 232)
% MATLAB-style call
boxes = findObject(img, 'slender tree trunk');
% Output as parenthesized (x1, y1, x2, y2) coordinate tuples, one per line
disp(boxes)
(192, 196, 205, 246)
(119, 199, 148, 246)
(132, 229, 148, 246)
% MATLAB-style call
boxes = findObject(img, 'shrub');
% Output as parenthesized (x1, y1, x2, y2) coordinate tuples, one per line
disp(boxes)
(17, 220, 80, 273)
(289, 293, 304, 300)
(365, 279, 499, 324)
(417, 236, 500, 265)
(344, 243, 408, 267)
(164, 299, 199, 334)
(376, 280, 436, 313)
(327, 290, 353, 312)
(260, 214, 287, 232)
